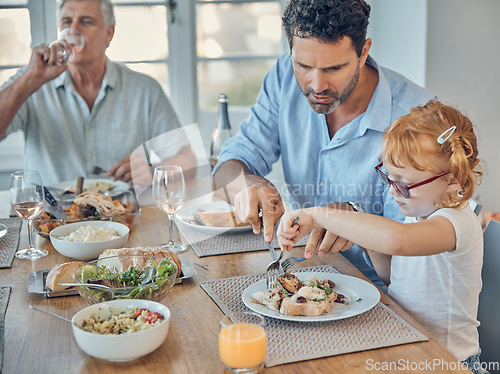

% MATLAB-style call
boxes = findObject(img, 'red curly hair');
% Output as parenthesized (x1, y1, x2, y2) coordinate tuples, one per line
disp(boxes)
(381, 100, 482, 209)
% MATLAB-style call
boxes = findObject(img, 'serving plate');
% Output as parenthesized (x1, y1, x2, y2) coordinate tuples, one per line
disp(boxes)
(176, 201, 252, 234)
(34, 190, 140, 237)
(49, 178, 130, 202)
(28, 258, 197, 298)
(242, 271, 380, 322)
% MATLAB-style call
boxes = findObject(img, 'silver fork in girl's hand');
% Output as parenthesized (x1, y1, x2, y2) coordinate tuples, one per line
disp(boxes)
(281, 256, 308, 272)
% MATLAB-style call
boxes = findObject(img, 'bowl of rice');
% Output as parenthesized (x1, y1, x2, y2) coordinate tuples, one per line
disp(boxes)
(72, 299, 171, 361)
(49, 221, 129, 260)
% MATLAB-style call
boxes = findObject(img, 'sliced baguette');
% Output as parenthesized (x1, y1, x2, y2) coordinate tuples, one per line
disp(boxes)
(99, 246, 181, 277)
(46, 261, 85, 291)
(280, 290, 338, 317)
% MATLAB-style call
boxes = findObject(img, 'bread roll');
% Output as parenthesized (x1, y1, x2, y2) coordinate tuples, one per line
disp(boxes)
(196, 210, 249, 227)
(46, 261, 85, 291)
(99, 246, 182, 277)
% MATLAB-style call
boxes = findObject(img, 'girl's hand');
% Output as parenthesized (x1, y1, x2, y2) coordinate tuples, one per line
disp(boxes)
(277, 210, 313, 251)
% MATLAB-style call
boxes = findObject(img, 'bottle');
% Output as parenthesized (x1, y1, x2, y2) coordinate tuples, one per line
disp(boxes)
(210, 93, 232, 170)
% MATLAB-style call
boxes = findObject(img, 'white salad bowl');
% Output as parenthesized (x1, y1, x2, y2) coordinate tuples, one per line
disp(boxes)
(49, 221, 129, 260)
(72, 299, 171, 361)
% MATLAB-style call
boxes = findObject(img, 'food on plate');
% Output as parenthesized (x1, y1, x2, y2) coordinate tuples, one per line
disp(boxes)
(278, 272, 304, 294)
(99, 246, 182, 277)
(81, 307, 164, 335)
(60, 224, 119, 242)
(71, 191, 127, 218)
(252, 273, 347, 317)
(36, 191, 132, 234)
(252, 289, 285, 312)
(76, 255, 177, 301)
(62, 180, 116, 195)
(195, 210, 249, 228)
(46, 261, 85, 291)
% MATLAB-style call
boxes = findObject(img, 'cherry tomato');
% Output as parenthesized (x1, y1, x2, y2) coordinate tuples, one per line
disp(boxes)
(134, 308, 148, 318)
(144, 312, 163, 324)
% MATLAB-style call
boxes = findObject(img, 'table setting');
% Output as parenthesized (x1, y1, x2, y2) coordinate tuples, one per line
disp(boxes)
(0, 170, 473, 373)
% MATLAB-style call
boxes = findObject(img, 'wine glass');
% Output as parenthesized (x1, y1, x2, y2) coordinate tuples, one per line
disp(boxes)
(10, 170, 48, 260)
(48, 28, 85, 64)
(152, 165, 187, 254)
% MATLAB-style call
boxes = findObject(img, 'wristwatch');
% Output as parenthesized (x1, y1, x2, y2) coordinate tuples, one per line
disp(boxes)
(347, 201, 365, 213)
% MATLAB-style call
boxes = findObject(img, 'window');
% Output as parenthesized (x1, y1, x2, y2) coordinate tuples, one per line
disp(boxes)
(196, 0, 283, 109)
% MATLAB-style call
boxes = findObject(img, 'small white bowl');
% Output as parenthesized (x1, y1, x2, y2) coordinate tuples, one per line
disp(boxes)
(49, 221, 129, 260)
(72, 299, 170, 361)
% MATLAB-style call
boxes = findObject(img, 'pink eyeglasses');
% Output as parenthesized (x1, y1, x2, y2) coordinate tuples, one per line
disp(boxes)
(375, 162, 451, 199)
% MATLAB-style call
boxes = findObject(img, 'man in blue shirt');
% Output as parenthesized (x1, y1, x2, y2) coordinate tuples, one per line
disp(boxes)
(213, 0, 435, 287)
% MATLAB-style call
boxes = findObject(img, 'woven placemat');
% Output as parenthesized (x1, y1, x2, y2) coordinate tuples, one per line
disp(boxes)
(178, 222, 308, 257)
(0, 286, 11, 373)
(200, 265, 428, 367)
(0, 218, 22, 268)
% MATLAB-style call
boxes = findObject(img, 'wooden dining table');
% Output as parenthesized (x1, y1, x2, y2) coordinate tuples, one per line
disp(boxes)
(0, 180, 471, 374)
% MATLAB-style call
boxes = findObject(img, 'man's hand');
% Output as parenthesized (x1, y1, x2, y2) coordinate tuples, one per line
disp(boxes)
(27, 44, 69, 85)
(0, 43, 68, 138)
(107, 156, 134, 183)
(304, 202, 354, 259)
(233, 176, 284, 242)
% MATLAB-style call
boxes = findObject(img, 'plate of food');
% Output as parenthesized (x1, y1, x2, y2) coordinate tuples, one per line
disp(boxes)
(34, 190, 140, 237)
(242, 271, 380, 322)
(28, 247, 197, 298)
(176, 201, 252, 234)
(49, 178, 130, 202)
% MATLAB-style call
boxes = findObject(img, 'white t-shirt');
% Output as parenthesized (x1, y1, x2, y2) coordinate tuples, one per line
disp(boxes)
(388, 205, 483, 361)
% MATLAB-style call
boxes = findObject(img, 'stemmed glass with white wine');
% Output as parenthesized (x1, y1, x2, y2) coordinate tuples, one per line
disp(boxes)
(152, 165, 187, 254)
(10, 170, 48, 260)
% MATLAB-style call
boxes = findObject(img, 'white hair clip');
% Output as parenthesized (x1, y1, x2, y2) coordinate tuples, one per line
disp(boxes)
(437, 126, 457, 144)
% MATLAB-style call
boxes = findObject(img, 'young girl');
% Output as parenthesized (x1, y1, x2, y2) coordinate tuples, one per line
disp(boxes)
(277, 100, 483, 373)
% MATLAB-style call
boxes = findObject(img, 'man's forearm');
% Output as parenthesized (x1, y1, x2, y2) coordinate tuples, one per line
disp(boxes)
(212, 159, 252, 204)
(0, 72, 39, 138)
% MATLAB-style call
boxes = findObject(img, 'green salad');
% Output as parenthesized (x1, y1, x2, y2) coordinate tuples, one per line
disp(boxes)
(80, 259, 177, 301)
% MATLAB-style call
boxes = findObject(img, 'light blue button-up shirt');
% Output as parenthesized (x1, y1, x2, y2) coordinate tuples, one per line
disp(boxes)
(4, 59, 183, 186)
(218, 53, 436, 286)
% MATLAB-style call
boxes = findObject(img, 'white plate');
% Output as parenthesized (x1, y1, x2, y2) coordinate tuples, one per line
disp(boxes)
(242, 271, 380, 322)
(176, 201, 252, 234)
(49, 178, 130, 201)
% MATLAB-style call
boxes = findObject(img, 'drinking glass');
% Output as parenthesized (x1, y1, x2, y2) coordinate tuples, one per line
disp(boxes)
(48, 28, 85, 64)
(152, 165, 187, 254)
(10, 170, 48, 260)
(219, 311, 267, 373)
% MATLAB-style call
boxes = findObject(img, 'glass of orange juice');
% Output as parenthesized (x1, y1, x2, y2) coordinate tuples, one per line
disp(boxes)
(219, 311, 267, 373)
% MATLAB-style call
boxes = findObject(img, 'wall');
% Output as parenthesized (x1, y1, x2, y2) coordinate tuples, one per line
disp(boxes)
(426, 0, 500, 211)
(367, 0, 427, 87)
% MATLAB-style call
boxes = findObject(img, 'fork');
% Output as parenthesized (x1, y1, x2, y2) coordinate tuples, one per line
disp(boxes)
(265, 249, 284, 289)
(91, 165, 106, 175)
(264, 216, 298, 289)
(281, 256, 308, 272)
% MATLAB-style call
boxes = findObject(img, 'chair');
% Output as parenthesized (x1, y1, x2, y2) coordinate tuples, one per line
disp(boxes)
(477, 219, 500, 373)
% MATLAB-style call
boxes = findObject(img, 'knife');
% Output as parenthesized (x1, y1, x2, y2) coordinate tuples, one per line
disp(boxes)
(36, 185, 68, 219)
